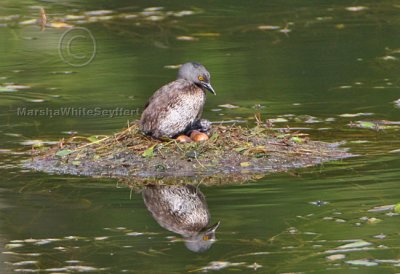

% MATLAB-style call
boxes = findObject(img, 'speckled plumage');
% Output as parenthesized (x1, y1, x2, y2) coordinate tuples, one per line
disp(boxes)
(142, 184, 220, 252)
(143, 184, 209, 236)
(140, 79, 206, 138)
(140, 62, 215, 138)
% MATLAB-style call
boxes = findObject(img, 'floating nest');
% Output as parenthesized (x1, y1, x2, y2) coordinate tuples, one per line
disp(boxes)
(24, 121, 353, 184)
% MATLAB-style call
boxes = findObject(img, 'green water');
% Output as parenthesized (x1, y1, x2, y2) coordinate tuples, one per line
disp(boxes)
(1, 0, 400, 273)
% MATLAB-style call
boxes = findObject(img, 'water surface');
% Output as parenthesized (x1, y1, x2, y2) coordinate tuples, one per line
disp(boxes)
(1, 1, 400, 273)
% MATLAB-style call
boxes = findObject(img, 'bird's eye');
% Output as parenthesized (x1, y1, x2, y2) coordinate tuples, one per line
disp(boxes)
(198, 75, 204, 81)
(203, 235, 209, 241)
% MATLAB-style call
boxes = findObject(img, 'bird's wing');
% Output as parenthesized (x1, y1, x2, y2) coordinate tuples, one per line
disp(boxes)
(143, 80, 188, 111)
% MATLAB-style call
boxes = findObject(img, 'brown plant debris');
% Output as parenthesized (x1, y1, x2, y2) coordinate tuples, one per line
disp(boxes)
(24, 121, 353, 183)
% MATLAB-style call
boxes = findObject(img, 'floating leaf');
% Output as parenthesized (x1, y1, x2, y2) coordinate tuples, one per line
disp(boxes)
(19, 19, 37, 25)
(88, 15, 114, 22)
(65, 260, 81, 264)
(309, 200, 329, 206)
(360, 121, 377, 128)
(51, 71, 75, 75)
(5, 243, 25, 249)
(192, 32, 220, 37)
(394, 203, 400, 213)
(32, 142, 44, 148)
(247, 263, 262, 270)
(381, 55, 397, 61)
(258, 25, 280, 30)
(176, 36, 198, 41)
(350, 140, 369, 144)
(218, 104, 239, 109)
(56, 149, 73, 157)
(268, 118, 288, 123)
(45, 266, 101, 272)
(367, 217, 382, 225)
(348, 121, 377, 129)
(394, 99, 400, 108)
(143, 7, 164, 12)
(47, 22, 73, 28)
(275, 133, 290, 139)
(373, 234, 386, 239)
(126, 232, 144, 236)
(164, 64, 181, 69)
(84, 10, 113, 16)
(34, 238, 61, 245)
(346, 259, 377, 267)
(65, 15, 86, 20)
(0, 86, 16, 92)
(339, 113, 373, 118)
(120, 14, 138, 19)
(146, 15, 165, 21)
(28, 99, 45, 103)
(0, 15, 19, 21)
(173, 10, 195, 17)
(142, 145, 156, 158)
(240, 162, 252, 167)
(345, 6, 368, 12)
(87, 136, 100, 143)
(279, 28, 291, 34)
(20, 140, 59, 146)
(326, 254, 346, 261)
(6, 84, 30, 90)
(94, 236, 109, 241)
(336, 24, 345, 29)
(336, 240, 372, 249)
(291, 136, 303, 143)
(200, 261, 245, 272)
(12, 261, 38, 266)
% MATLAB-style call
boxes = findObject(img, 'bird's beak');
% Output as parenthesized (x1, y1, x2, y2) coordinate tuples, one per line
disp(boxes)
(206, 221, 220, 233)
(202, 82, 216, 95)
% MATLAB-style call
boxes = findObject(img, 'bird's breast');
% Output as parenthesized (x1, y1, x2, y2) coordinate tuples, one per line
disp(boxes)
(164, 88, 205, 118)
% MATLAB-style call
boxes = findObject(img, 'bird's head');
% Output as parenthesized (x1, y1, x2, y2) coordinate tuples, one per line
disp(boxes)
(178, 62, 216, 95)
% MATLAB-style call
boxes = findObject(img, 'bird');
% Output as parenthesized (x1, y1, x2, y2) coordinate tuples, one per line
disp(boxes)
(140, 62, 215, 139)
(142, 184, 220, 252)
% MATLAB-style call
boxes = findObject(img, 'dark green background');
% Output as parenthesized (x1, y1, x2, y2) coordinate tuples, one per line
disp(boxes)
(1, 1, 400, 273)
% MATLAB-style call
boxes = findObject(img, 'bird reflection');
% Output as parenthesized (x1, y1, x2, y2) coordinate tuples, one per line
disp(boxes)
(142, 184, 220, 252)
